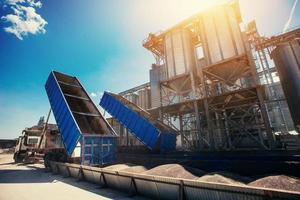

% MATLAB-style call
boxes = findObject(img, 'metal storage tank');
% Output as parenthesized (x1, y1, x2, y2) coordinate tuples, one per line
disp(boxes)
(201, 2, 245, 64)
(124, 93, 138, 105)
(271, 39, 300, 132)
(137, 89, 151, 110)
(145, 88, 151, 109)
(150, 65, 164, 108)
(137, 90, 144, 109)
(165, 29, 195, 78)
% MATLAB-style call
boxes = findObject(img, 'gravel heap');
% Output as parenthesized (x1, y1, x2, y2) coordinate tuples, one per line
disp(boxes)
(248, 175, 300, 192)
(120, 166, 149, 173)
(198, 171, 251, 185)
(103, 163, 135, 171)
(198, 173, 245, 185)
(103, 163, 300, 192)
(142, 164, 204, 180)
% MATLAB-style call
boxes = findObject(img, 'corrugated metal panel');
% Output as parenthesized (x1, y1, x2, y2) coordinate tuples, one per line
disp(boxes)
(227, 5, 245, 56)
(124, 93, 138, 105)
(165, 29, 195, 78)
(165, 35, 175, 77)
(150, 66, 161, 108)
(215, 6, 236, 59)
(202, 3, 245, 65)
(100, 92, 159, 150)
(272, 39, 300, 130)
(45, 71, 81, 155)
(203, 11, 221, 63)
(100, 92, 176, 151)
(160, 133, 177, 153)
(137, 89, 150, 110)
(45, 71, 117, 164)
(81, 135, 116, 165)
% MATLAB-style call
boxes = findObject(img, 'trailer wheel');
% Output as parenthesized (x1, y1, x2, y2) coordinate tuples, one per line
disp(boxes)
(44, 153, 51, 168)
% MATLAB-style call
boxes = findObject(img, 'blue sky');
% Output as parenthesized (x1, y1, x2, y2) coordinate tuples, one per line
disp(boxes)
(0, 0, 299, 139)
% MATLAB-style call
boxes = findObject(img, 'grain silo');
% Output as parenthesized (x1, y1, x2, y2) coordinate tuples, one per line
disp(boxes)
(165, 29, 196, 78)
(271, 39, 300, 132)
(201, 2, 245, 64)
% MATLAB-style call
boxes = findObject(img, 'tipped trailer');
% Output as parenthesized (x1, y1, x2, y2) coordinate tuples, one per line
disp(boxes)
(100, 91, 176, 152)
(44, 71, 118, 166)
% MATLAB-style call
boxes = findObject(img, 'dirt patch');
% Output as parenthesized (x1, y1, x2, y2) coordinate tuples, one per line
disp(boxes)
(142, 164, 204, 180)
(0, 153, 13, 163)
(248, 175, 300, 192)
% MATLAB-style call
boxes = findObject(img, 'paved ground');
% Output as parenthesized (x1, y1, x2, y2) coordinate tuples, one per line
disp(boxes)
(0, 153, 148, 200)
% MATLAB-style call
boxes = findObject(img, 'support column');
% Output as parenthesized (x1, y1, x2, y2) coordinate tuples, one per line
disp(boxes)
(223, 111, 232, 149)
(246, 48, 275, 149)
(257, 86, 275, 149)
(179, 115, 185, 149)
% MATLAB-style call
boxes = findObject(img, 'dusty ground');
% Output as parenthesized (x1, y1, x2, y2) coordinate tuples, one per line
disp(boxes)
(0, 153, 148, 200)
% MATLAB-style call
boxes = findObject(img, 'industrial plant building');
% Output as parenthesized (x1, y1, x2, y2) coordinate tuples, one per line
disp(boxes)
(5, 1, 300, 199)
(108, 0, 300, 152)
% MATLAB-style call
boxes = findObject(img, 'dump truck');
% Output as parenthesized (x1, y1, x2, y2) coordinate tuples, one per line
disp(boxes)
(13, 117, 64, 163)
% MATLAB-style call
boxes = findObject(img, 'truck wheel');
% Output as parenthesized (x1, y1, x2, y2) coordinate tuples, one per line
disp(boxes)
(58, 153, 67, 163)
(14, 152, 22, 163)
(44, 153, 51, 168)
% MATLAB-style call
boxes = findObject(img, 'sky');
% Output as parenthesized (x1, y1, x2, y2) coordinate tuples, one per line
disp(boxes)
(0, 0, 299, 139)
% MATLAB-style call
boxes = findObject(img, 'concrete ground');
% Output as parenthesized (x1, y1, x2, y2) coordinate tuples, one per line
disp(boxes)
(0, 153, 148, 200)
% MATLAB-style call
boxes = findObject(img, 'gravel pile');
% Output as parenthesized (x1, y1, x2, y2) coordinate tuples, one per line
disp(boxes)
(198, 173, 245, 185)
(248, 175, 300, 192)
(103, 163, 135, 171)
(120, 166, 148, 173)
(103, 163, 300, 192)
(142, 164, 204, 180)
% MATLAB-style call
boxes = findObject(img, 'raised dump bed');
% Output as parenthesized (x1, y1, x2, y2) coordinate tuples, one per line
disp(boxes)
(100, 91, 176, 152)
(45, 71, 117, 165)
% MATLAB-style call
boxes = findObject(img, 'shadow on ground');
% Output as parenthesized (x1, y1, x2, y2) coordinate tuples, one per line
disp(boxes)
(0, 164, 148, 200)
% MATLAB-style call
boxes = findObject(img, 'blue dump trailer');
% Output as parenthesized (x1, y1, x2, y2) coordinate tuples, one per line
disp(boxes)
(100, 92, 176, 152)
(45, 71, 117, 165)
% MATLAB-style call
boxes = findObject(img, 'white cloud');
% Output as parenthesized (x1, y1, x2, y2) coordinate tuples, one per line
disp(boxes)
(2, 0, 46, 40)
(90, 92, 103, 98)
(27, 0, 42, 8)
(90, 92, 97, 97)
(6, 0, 41, 7)
(6, 0, 25, 5)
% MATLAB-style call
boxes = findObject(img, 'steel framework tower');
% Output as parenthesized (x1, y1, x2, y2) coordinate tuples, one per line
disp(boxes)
(143, 1, 277, 151)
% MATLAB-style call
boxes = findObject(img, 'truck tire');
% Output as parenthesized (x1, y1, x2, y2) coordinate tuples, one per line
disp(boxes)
(13, 152, 23, 163)
(44, 153, 52, 168)
(57, 152, 67, 163)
